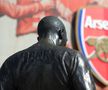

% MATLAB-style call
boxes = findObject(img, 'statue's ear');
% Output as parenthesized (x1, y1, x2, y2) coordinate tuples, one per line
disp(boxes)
(58, 29, 67, 46)
(58, 30, 63, 39)
(58, 29, 65, 39)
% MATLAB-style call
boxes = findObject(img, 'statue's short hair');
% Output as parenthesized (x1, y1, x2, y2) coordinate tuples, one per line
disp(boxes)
(37, 16, 66, 37)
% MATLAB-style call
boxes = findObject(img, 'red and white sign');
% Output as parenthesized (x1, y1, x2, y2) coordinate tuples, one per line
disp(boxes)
(75, 7, 108, 85)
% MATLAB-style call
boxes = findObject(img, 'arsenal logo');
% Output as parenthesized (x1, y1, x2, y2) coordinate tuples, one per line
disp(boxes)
(72, 7, 108, 85)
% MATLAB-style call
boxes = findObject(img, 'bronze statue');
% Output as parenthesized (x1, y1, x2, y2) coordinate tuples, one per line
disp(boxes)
(0, 16, 96, 90)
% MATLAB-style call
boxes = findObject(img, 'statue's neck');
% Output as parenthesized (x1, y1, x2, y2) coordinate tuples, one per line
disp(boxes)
(39, 33, 59, 46)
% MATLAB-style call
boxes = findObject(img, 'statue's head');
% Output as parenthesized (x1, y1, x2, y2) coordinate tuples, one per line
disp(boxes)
(37, 16, 67, 46)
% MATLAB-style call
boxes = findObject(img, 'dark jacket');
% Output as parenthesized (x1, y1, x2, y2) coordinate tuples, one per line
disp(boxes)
(0, 42, 96, 90)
